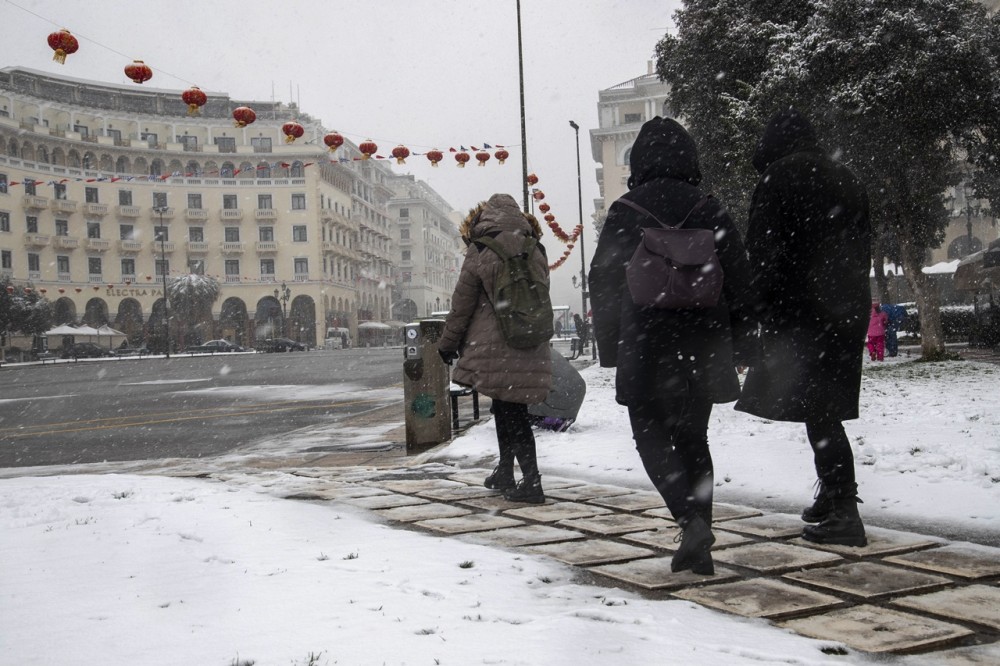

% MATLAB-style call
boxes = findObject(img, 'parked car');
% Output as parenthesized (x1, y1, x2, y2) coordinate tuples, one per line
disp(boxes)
(258, 337, 307, 352)
(185, 339, 245, 354)
(61, 342, 116, 359)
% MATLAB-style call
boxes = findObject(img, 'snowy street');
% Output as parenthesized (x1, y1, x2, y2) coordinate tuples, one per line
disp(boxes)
(2, 355, 999, 665)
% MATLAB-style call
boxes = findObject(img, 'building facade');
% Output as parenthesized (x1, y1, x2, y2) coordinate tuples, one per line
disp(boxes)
(387, 174, 463, 320)
(588, 63, 670, 236)
(0, 66, 441, 349)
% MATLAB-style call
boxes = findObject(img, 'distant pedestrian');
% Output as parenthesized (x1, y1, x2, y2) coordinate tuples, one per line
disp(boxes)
(573, 313, 586, 347)
(438, 193, 553, 503)
(867, 303, 889, 361)
(555, 319, 563, 338)
(735, 107, 871, 547)
(590, 117, 757, 575)
(882, 303, 905, 357)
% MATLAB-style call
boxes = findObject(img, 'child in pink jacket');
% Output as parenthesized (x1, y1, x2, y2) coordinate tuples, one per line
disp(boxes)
(867, 302, 889, 361)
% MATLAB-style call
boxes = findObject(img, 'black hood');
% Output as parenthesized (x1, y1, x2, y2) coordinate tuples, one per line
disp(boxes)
(752, 107, 821, 174)
(627, 117, 702, 189)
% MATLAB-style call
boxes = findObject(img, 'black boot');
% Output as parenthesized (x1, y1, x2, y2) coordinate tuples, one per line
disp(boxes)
(503, 475, 545, 504)
(802, 493, 867, 547)
(484, 465, 516, 491)
(672, 515, 715, 575)
(802, 481, 834, 523)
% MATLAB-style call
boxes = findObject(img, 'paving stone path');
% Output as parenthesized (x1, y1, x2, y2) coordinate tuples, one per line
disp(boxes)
(267, 463, 1000, 661)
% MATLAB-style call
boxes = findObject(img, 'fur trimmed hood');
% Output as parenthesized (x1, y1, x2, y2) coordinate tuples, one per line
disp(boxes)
(459, 193, 543, 244)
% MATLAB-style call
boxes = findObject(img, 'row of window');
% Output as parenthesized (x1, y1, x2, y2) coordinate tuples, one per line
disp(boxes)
(5, 251, 313, 280)
(0, 213, 312, 243)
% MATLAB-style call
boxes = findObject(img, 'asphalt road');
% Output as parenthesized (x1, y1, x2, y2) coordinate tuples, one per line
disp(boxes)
(0, 348, 405, 468)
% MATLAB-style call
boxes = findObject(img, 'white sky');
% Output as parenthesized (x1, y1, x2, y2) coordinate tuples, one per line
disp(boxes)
(0, 0, 682, 308)
(2, 356, 999, 664)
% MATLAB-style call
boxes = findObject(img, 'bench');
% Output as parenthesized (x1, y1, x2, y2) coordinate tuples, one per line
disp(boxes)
(450, 386, 480, 431)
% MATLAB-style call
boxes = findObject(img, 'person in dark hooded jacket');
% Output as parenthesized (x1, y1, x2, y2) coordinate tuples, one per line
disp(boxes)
(589, 117, 757, 575)
(734, 108, 871, 547)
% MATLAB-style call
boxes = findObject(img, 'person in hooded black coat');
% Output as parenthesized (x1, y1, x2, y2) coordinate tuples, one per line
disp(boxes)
(589, 117, 757, 575)
(734, 108, 871, 547)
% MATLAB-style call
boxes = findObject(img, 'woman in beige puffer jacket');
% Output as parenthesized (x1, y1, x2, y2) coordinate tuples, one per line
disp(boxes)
(439, 193, 553, 502)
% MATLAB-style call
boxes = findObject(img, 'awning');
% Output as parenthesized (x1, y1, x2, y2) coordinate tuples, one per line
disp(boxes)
(44, 324, 83, 336)
(358, 321, 392, 330)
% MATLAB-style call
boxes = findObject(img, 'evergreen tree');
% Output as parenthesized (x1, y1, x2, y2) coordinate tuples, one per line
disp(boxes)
(657, 0, 1000, 357)
(166, 273, 220, 349)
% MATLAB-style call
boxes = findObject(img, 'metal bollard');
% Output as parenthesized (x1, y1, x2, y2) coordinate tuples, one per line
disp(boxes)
(402, 319, 452, 451)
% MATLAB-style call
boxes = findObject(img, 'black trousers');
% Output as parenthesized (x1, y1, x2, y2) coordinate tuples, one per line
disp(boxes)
(493, 399, 540, 479)
(805, 420, 856, 490)
(628, 396, 714, 525)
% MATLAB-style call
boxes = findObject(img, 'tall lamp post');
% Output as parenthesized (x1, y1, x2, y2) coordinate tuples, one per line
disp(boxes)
(274, 281, 291, 337)
(153, 206, 171, 358)
(568, 120, 595, 360)
(516, 0, 529, 212)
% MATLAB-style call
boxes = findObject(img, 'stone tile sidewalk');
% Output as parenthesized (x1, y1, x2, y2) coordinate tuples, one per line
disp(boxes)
(268, 462, 1000, 661)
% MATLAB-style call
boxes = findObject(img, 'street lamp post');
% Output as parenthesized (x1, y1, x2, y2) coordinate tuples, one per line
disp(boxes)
(153, 206, 170, 358)
(516, 0, 529, 212)
(963, 181, 975, 256)
(569, 120, 595, 360)
(274, 281, 291, 337)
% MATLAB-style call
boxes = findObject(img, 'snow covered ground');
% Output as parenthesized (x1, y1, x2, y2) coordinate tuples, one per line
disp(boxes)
(1, 355, 998, 665)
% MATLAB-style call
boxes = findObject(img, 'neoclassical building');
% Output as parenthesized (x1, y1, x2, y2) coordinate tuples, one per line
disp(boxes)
(0, 66, 433, 349)
(387, 174, 464, 320)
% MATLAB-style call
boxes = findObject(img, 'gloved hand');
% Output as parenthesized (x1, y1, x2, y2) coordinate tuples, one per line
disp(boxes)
(438, 348, 459, 365)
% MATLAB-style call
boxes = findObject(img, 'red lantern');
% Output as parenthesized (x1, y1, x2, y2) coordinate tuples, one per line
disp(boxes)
(455, 151, 471, 168)
(5, 286, 13, 294)
(391, 145, 410, 165)
(527, 173, 539, 186)
(124, 60, 153, 84)
(359, 140, 378, 160)
(39, 288, 47, 294)
(23, 287, 32, 294)
(74, 287, 82, 293)
(92, 286, 100, 292)
(475, 150, 491, 166)
(324, 132, 344, 151)
(124, 279, 131, 285)
(538, 203, 551, 213)
(48, 29, 79, 64)
(233, 106, 257, 128)
(495, 148, 509, 164)
(282, 121, 305, 144)
(544, 213, 555, 223)
(107, 284, 114, 290)
(533, 190, 545, 201)
(181, 86, 207, 115)
(426, 149, 443, 167)
(146, 276, 152, 281)
(58, 288, 65, 294)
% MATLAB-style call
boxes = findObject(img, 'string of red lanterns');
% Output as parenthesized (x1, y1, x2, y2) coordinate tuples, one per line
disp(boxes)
(522, 173, 584, 271)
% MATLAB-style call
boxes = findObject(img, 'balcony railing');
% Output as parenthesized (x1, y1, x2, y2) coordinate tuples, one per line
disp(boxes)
(121, 274, 137, 284)
(88, 274, 104, 284)
(254, 209, 277, 220)
(117, 205, 141, 217)
(22, 195, 48, 209)
(256, 241, 278, 253)
(187, 241, 209, 253)
(293, 273, 309, 282)
(57, 272, 71, 282)
(220, 208, 243, 220)
(24, 233, 50, 247)
(152, 207, 175, 220)
(82, 202, 109, 216)
(51, 199, 78, 214)
(84, 238, 111, 251)
(52, 236, 79, 249)
(184, 208, 209, 221)
(150, 240, 176, 253)
(224, 275, 241, 283)
(221, 242, 245, 253)
(260, 275, 277, 283)
(118, 239, 143, 252)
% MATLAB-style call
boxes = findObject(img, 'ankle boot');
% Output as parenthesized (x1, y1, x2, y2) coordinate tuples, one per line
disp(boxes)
(503, 475, 545, 504)
(802, 481, 834, 523)
(802, 494, 867, 547)
(671, 515, 715, 575)
(484, 465, 516, 491)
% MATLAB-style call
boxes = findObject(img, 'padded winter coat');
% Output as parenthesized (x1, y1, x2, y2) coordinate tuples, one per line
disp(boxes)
(735, 108, 872, 423)
(589, 117, 757, 407)
(439, 193, 552, 404)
